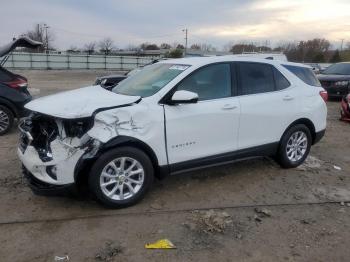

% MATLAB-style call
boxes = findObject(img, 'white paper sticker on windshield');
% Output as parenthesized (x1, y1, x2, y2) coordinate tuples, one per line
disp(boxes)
(169, 65, 190, 71)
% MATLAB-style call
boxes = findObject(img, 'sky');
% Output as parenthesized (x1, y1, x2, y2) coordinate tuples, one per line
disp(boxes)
(0, 0, 349, 50)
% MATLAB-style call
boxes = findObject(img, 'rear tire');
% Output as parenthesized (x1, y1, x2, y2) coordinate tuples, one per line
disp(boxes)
(88, 147, 154, 208)
(277, 124, 312, 168)
(0, 105, 14, 136)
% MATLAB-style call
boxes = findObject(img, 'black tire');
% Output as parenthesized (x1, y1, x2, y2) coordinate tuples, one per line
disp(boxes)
(88, 147, 154, 208)
(0, 105, 14, 136)
(277, 124, 312, 168)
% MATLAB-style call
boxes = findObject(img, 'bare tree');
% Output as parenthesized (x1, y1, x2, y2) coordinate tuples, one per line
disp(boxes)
(190, 44, 201, 50)
(84, 42, 96, 55)
(200, 43, 216, 52)
(160, 43, 171, 49)
(66, 45, 80, 53)
(125, 44, 139, 51)
(99, 37, 114, 55)
(223, 41, 235, 52)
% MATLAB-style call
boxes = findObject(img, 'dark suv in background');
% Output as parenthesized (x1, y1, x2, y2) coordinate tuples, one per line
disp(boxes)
(317, 62, 350, 99)
(0, 37, 41, 135)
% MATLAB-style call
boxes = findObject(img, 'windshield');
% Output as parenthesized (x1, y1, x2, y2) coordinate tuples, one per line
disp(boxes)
(113, 63, 190, 97)
(323, 63, 350, 75)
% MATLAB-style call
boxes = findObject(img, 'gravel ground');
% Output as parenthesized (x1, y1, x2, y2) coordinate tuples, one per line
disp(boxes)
(0, 70, 349, 262)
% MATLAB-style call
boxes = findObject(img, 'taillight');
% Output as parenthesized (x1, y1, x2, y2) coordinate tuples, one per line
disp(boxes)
(319, 90, 328, 102)
(5, 79, 27, 90)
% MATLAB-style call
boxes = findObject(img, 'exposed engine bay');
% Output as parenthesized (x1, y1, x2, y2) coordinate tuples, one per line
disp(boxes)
(18, 113, 101, 184)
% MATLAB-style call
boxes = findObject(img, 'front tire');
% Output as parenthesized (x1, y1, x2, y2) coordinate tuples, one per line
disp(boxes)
(277, 124, 312, 168)
(0, 105, 14, 136)
(89, 147, 154, 208)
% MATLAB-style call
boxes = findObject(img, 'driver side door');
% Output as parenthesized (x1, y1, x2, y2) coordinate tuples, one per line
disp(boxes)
(163, 63, 241, 169)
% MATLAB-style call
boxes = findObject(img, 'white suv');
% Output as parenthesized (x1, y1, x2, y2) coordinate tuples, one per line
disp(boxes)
(18, 57, 327, 208)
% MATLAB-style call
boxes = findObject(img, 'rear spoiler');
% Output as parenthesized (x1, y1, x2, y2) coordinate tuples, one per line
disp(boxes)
(0, 37, 42, 66)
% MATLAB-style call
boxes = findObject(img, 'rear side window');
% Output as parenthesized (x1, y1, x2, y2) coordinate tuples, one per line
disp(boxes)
(238, 62, 275, 95)
(283, 65, 321, 87)
(273, 68, 290, 90)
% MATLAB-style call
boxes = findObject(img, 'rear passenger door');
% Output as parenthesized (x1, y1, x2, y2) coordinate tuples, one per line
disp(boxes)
(237, 62, 298, 149)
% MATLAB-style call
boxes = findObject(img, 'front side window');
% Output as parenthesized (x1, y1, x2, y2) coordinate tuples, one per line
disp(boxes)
(113, 63, 189, 97)
(176, 63, 231, 101)
(283, 65, 321, 87)
(238, 62, 275, 95)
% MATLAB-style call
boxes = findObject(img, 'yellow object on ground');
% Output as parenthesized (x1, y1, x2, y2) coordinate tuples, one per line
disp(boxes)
(145, 239, 176, 249)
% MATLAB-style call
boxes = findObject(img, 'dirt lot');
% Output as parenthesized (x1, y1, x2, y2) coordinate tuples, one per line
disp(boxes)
(0, 70, 350, 262)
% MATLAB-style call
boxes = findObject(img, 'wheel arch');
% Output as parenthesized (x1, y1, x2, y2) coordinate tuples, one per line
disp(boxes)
(281, 118, 316, 144)
(0, 97, 18, 118)
(74, 136, 163, 187)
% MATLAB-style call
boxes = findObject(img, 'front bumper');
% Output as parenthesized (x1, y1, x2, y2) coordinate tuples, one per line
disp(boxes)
(22, 165, 75, 196)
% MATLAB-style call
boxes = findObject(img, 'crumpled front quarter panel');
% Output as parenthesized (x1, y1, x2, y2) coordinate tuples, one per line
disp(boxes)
(88, 103, 167, 165)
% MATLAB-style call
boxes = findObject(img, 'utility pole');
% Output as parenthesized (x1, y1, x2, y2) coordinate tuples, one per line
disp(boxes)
(43, 24, 50, 53)
(182, 28, 188, 56)
(340, 38, 344, 52)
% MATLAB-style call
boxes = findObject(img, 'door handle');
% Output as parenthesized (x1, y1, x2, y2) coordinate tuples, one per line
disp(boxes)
(283, 95, 294, 101)
(222, 104, 237, 110)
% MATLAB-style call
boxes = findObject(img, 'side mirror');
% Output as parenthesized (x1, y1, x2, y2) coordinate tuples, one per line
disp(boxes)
(169, 90, 198, 105)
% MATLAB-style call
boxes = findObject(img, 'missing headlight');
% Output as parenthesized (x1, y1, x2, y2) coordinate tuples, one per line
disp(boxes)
(63, 118, 93, 138)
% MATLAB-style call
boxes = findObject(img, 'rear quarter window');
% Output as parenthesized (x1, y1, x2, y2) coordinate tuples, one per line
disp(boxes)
(273, 68, 290, 90)
(283, 65, 321, 87)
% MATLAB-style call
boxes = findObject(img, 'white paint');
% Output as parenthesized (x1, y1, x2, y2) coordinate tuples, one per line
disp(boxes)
(18, 138, 86, 185)
(171, 90, 198, 102)
(18, 56, 327, 187)
(25, 85, 140, 119)
(165, 96, 240, 163)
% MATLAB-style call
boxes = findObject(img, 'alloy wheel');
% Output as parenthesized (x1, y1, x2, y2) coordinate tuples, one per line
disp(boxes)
(286, 131, 308, 162)
(99, 157, 145, 201)
(0, 109, 10, 132)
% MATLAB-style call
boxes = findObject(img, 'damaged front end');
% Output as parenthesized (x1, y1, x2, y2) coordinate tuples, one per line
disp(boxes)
(18, 113, 101, 193)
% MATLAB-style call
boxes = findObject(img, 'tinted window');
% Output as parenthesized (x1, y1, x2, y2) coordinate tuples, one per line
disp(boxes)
(273, 68, 290, 90)
(239, 63, 275, 95)
(177, 63, 231, 101)
(283, 65, 321, 87)
(323, 63, 350, 75)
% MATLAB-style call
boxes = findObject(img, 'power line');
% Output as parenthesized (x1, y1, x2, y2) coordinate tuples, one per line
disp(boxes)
(52, 26, 182, 41)
(182, 28, 188, 55)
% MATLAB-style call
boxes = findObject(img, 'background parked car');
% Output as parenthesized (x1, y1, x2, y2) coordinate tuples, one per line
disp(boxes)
(0, 37, 42, 135)
(317, 62, 350, 99)
(94, 74, 127, 90)
(95, 59, 163, 90)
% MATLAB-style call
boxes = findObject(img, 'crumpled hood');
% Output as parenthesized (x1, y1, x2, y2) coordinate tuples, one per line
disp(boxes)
(25, 86, 141, 119)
